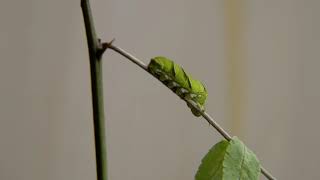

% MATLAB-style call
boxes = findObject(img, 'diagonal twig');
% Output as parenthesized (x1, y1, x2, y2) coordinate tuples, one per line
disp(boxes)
(103, 41, 277, 180)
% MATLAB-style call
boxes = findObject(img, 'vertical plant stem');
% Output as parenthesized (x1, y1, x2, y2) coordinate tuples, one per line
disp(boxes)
(81, 0, 108, 180)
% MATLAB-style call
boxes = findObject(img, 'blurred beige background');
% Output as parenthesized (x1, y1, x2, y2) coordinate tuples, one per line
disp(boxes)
(0, 0, 319, 179)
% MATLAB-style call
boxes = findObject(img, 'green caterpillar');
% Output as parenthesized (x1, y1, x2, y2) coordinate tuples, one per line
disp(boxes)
(148, 56, 208, 117)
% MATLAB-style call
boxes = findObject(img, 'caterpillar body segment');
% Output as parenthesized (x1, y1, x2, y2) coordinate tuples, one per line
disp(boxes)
(148, 56, 208, 117)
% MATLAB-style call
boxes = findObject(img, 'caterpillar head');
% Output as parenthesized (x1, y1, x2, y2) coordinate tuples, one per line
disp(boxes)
(148, 57, 174, 75)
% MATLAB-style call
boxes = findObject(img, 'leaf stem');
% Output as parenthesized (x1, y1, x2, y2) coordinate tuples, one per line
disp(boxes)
(81, 0, 108, 180)
(104, 42, 277, 180)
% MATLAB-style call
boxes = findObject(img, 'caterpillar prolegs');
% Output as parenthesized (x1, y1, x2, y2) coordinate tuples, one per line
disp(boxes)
(148, 56, 208, 117)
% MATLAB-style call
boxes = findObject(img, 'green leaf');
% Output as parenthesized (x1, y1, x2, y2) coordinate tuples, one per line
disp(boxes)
(195, 137, 261, 180)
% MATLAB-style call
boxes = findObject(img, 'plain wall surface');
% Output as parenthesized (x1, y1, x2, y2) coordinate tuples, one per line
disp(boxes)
(0, 0, 319, 179)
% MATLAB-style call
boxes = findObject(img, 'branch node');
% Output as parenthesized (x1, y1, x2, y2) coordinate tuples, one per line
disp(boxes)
(97, 38, 115, 58)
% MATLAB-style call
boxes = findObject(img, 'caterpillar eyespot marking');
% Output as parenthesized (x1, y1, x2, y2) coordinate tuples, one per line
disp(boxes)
(148, 56, 208, 117)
